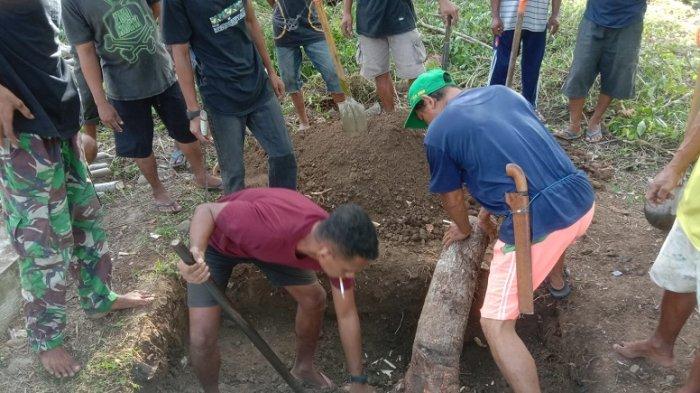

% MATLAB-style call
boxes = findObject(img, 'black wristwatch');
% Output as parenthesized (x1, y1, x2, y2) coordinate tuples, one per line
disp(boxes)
(186, 109, 201, 120)
(349, 374, 368, 384)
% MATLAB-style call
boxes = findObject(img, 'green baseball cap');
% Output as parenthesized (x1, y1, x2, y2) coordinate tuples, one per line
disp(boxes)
(404, 68, 456, 129)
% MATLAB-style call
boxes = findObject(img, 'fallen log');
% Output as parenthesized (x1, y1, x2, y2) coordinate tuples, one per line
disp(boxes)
(404, 218, 490, 393)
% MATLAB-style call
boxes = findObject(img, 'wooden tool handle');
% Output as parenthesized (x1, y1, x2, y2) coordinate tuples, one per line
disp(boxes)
(441, 16, 453, 69)
(314, 0, 350, 95)
(506, 163, 528, 193)
(505, 0, 528, 88)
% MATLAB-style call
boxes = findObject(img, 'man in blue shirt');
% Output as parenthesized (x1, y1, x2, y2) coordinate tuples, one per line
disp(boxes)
(558, 0, 647, 142)
(405, 69, 595, 393)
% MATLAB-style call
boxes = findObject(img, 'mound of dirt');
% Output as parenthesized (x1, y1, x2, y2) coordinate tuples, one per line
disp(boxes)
(246, 112, 473, 243)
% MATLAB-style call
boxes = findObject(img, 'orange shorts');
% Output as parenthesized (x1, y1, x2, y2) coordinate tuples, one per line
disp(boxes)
(480, 205, 595, 320)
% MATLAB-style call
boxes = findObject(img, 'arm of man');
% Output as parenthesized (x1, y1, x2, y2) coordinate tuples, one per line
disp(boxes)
(178, 203, 227, 284)
(437, 0, 459, 23)
(490, 0, 503, 36)
(648, 111, 700, 203)
(149, 1, 161, 21)
(266, 0, 276, 7)
(548, 0, 562, 34)
(244, 0, 285, 99)
(341, 0, 354, 37)
(170, 44, 209, 142)
(75, 43, 123, 132)
(440, 188, 473, 246)
(331, 285, 373, 393)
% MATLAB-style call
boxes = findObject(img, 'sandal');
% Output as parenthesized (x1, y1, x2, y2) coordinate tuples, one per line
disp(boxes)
(290, 369, 335, 390)
(548, 269, 572, 300)
(153, 200, 182, 214)
(170, 148, 187, 169)
(585, 124, 604, 143)
(554, 128, 583, 141)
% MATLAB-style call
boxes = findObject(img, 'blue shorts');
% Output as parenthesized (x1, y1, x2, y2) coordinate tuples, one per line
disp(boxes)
(110, 82, 197, 158)
(275, 40, 342, 94)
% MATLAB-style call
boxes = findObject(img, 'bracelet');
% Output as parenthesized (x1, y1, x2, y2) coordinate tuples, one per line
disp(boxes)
(349, 374, 368, 384)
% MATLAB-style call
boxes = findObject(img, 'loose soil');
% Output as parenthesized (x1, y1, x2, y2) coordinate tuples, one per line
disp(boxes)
(0, 110, 698, 393)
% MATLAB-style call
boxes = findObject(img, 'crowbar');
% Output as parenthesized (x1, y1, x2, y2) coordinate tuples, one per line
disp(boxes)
(504, 164, 534, 314)
(171, 239, 306, 393)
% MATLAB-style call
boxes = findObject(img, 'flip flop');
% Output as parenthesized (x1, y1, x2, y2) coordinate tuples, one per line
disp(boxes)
(170, 149, 187, 169)
(585, 124, 604, 143)
(548, 269, 572, 300)
(554, 128, 583, 141)
(198, 181, 223, 191)
(291, 369, 335, 390)
(153, 200, 182, 214)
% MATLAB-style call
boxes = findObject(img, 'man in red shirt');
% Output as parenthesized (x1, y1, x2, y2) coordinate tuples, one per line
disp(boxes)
(178, 188, 379, 393)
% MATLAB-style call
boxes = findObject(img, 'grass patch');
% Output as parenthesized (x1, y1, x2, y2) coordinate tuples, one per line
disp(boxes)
(254, 0, 697, 142)
(76, 347, 140, 393)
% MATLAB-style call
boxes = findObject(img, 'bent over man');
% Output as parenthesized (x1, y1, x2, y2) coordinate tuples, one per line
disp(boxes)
(405, 69, 595, 393)
(178, 188, 378, 393)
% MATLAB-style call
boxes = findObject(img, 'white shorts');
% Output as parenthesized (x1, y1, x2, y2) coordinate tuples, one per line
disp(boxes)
(649, 220, 700, 305)
(357, 29, 427, 80)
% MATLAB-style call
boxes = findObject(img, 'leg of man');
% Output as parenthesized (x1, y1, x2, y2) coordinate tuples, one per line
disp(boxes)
(615, 221, 698, 368)
(208, 111, 247, 194)
(547, 252, 566, 290)
(247, 96, 297, 190)
(357, 35, 391, 112)
(562, 17, 605, 135)
(0, 134, 77, 377)
(590, 20, 644, 133)
(488, 31, 515, 88)
(481, 207, 594, 391)
(520, 30, 547, 108)
(285, 283, 332, 387)
(680, 352, 700, 393)
(388, 29, 427, 111)
(153, 83, 221, 189)
(110, 96, 180, 212)
(79, 123, 98, 164)
(303, 40, 346, 106)
(189, 306, 223, 393)
(187, 247, 236, 392)
(277, 46, 309, 128)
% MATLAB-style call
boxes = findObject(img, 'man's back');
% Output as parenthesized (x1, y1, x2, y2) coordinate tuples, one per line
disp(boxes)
(425, 85, 595, 244)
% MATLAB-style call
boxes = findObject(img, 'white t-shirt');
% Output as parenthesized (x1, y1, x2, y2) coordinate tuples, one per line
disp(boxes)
(499, 0, 551, 32)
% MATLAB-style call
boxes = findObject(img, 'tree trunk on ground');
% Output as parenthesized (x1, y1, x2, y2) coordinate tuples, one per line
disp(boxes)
(403, 221, 490, 393)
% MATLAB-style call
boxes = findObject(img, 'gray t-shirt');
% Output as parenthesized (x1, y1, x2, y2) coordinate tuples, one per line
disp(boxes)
(61, 0, 176, 101)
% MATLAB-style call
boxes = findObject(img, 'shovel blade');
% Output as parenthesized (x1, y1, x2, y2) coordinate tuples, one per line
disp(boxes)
(338, 97, 368, 134)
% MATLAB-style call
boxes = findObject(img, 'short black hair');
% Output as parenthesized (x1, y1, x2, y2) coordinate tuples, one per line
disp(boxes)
(414, 88, 447, 113)
(316, 204, 379, 261)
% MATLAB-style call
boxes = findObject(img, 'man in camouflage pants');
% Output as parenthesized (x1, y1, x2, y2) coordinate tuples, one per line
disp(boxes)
(0, 0, 153, 379)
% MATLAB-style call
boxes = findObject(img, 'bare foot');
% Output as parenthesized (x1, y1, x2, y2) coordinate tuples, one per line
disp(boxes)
(39, 347, 81, 378)
(110, 290, 155, 311)
(195, 174, 223, 190)
(152, 188, 181, 213)
(613, 339, 675, 368)
(677, 386, 700, 393)
(291, 367, 335, 389)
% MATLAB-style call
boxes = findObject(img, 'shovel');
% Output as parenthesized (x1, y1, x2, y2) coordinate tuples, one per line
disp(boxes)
(505, 0, 528, 88)
(171, 240, 306, 393)
(504, 164, 534, 315)
(314, 0, 368, 134)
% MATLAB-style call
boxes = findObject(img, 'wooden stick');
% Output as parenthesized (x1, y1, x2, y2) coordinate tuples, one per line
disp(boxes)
(505, 164, 534, 315)
(506, 0, 528, 88)
(417, 20, 491, 50)
(314, 0, 350, 95)
(170, 240, 305, 393)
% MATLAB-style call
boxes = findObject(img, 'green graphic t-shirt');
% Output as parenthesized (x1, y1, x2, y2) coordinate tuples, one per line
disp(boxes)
(62, 0, 176, 101)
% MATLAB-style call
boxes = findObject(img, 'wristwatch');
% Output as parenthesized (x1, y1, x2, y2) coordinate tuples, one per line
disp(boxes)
(186, 109, 201, 120)
(349, 374, 368, 384)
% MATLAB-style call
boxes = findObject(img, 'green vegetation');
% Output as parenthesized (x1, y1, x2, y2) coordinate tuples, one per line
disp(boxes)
(255, 0, 697, 142)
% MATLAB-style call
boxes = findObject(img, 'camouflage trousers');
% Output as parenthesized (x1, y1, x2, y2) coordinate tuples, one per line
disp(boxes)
(0, 133, 117, 352)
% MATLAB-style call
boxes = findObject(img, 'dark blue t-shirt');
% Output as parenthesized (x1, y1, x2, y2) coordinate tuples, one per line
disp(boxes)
(425, 86, 595, 245)
(162, 0, 272, 116)
(584, 0, 646, 29)
(356, 0, 416, 38)
(273, 0, 325, 48)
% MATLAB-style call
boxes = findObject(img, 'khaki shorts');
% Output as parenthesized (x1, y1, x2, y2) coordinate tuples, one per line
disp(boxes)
(357, 29, 427, 80)
(650, 221, 700, 305)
